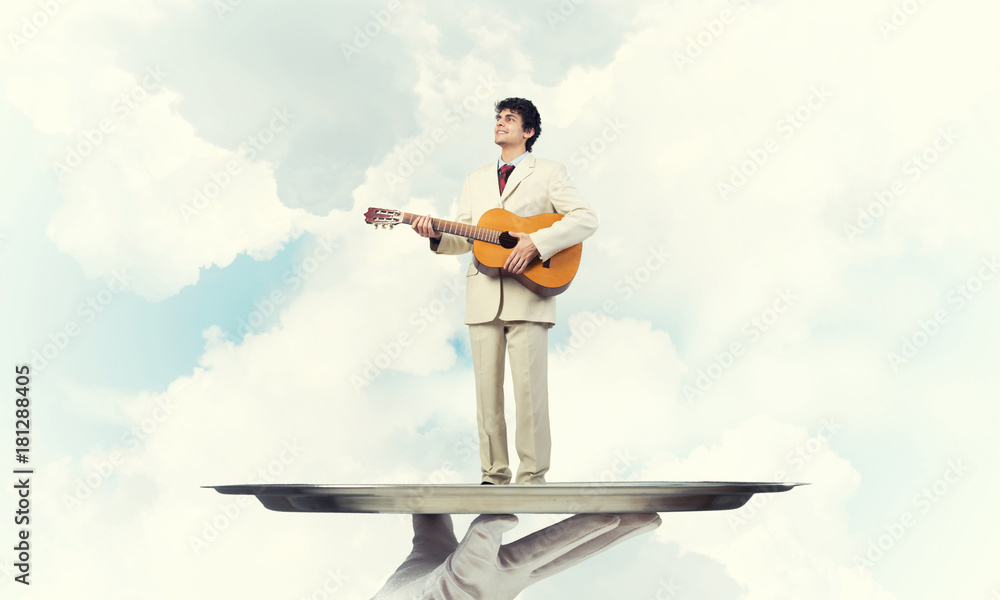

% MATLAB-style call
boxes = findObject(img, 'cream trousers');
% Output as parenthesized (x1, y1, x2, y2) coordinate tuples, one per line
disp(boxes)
(468, 317, 550, 485)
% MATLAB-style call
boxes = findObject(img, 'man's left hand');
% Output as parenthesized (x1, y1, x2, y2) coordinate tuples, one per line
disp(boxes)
(503, 232, 539, 274)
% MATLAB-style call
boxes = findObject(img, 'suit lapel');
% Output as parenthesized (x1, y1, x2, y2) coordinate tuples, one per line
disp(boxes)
(500, 154, 535, 204)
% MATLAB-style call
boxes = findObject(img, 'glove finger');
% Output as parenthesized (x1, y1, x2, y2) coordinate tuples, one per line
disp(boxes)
(527, 513, 661, 580)
(498, 514, 620, 570)
(450, 514, 519, 573)
(390, 515, 460, 582)
(410, 514, 459, 559)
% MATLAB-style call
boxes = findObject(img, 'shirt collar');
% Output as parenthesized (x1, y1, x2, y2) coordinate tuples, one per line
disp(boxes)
(498, 151, 530, 170)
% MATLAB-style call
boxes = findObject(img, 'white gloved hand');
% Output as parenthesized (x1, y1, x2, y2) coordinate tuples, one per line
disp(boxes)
(372, 512, 661, 600)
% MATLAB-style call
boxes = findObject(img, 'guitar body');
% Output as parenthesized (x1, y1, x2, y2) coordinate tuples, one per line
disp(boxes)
(363, 206, 583, 297)
(472, 209, 582, 297)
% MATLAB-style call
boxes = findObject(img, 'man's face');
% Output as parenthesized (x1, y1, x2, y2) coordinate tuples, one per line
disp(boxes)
(494, 109, 533, 147)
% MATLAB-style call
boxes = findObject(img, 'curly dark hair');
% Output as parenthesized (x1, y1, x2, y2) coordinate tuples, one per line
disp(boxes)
(495, 97, 542, 152)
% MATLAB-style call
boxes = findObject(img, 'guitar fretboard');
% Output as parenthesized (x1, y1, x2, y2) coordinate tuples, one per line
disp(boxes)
(399, 212, 502, 244)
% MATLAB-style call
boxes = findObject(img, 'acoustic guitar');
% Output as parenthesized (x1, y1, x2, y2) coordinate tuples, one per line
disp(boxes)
(364, 207, 582, 297)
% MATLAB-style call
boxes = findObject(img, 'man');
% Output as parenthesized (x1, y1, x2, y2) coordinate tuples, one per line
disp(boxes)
(412, 97, 597, 485)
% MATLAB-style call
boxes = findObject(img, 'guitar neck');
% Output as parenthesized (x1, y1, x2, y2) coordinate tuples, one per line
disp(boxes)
(399, 212, 501, 244)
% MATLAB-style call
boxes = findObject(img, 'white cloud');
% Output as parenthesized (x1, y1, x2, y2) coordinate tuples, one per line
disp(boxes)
(639, 414, 893, 600)
(39, 77, 317, 300)
(5, 0, 1000, 598)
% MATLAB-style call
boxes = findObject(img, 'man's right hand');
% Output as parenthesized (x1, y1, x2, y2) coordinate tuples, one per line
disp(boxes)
(371, 512, 662, 599)
(412, 215, 441, 241)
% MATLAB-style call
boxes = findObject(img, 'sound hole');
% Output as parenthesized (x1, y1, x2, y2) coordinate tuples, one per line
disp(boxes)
(542, 258, 551, 268)
(499, 231, 517, 249)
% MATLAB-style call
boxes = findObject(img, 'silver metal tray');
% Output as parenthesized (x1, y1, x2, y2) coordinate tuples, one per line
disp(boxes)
(208, 482, 803, 514)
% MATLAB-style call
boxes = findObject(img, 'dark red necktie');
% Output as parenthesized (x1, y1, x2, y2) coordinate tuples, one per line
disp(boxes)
(498, 164, 515, 194)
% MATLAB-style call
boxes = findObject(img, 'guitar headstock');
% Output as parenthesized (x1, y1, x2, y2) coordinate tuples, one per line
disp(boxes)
(364, 207, 402, 230)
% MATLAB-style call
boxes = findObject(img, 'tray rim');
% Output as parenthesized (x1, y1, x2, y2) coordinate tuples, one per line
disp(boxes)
(208, 481, 806, 494)
(205, 481, 806, 514)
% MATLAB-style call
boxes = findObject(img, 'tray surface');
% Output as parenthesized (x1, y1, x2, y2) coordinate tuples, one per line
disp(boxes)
(208, 482, 803, 514)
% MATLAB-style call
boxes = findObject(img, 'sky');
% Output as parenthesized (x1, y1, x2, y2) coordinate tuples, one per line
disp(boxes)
(1, 0, 998, 598)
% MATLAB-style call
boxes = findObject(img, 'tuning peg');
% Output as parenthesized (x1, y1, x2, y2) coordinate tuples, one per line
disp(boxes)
(388, 224, 394, 230)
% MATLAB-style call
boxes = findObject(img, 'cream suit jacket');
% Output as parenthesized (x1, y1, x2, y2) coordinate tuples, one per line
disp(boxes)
(432, 154, 598, 325)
